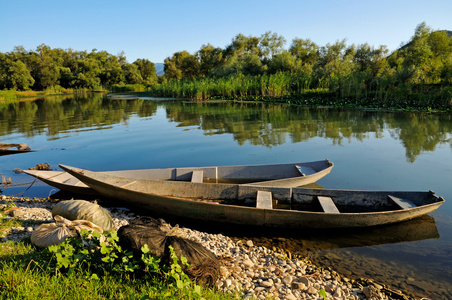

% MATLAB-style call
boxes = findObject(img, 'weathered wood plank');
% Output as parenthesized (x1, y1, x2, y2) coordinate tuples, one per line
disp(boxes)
(318, 196, 340, 213)
(295, 165, 316, 176)
(256, 191, 273, 209)
(388, 195, 417, 209)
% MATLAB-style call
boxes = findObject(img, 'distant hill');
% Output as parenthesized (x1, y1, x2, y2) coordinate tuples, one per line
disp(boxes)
(155, 63, 164, 75)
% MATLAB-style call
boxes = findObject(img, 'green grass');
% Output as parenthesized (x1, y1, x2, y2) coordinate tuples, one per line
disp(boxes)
(0, 235, 240, 300)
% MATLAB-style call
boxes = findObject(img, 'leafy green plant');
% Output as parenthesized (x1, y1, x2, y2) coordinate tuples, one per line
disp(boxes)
(319, 288, 329, 300)
(45, 229, 206, 298)
(47, 229, 139, 275)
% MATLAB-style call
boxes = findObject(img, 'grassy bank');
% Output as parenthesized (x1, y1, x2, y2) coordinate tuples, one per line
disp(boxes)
(0, 241, 235, 300)
(0, 205, 237, 300)
(0, 86, 107, 102)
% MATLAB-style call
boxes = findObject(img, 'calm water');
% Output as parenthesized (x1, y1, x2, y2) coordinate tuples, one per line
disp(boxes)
(1, 93, 452, 299)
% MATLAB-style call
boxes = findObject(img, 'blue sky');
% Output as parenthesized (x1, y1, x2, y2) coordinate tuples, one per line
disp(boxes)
(1, 0, 451, 63)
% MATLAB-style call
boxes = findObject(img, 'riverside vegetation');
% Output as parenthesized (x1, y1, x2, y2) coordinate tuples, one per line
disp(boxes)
(1, 22, 452, 111)
(1, 197, 411, 300)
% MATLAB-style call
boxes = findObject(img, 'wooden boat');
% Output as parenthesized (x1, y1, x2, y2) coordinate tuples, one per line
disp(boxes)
(59, 164, 445, 229)
(0, 143, 33, 156)
(24, 160, 333, 195)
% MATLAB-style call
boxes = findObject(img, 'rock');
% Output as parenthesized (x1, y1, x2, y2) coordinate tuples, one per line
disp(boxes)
(333, 288, 343, 297)
(246, 240, 254, 247)
(298, 276, 310, 286)
(243, 259, 254, 269)
(284, 293, 297, 300)
(260, 280, 273, 288)
(245, 270, 254, 277)
(291, 282, 305, 290)
(224, 279, 232, 288)
(283, 275, 293, 285)
(306, 286, 318, 294)
(9, 209, 25, 217)
(363, 285, 379, 298)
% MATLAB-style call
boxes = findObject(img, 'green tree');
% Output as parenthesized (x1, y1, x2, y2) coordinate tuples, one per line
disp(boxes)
(163, 51, 200, 80)
(6, 60, 35, 90)
(197, 44, 224, 77)
(32, 44, 61, 89)
(133, 59, 157, 84)
(224, 34, 261, 59)
(289, 38, 319, 66)
(241, 53, 265, 75)
(122, 63, 143, 84)
(259, 31, 286, 60)
(268, 50, 299, 73)
(74, 57, 101, 88)
(89, 50, 125, 85)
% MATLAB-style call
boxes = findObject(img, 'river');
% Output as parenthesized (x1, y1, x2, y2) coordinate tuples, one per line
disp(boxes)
(1, 93, 451, 299)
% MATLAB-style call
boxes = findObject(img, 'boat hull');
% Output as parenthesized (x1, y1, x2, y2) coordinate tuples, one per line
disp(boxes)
(25, 160, 333, 195)
(60, 165, 445, 229)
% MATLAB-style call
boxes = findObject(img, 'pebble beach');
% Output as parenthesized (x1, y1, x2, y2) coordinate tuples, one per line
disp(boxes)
(1, 196, 419, 300)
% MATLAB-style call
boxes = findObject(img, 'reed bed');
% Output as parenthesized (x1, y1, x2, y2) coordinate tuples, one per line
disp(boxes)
(149, 72, 452, 111)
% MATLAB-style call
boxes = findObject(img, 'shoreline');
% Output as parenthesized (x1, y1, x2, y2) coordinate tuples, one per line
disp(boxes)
(1, 195, 416, 300)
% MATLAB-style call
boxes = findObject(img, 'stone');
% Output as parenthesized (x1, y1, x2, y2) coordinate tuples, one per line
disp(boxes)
(9, 209, 25, 217)
(298, 276, 310, 286)
(243, 259, 254, 269)
(246, 240, 254, 247)
(284, 293, 297, 300)
(306, 286, 317, 294)
(291, 282, 305, 290)
(224, 279, 232, 288)
(245, 270, 254, 277)
(283, 275, 293, 285)
(219, 266, 230, 277)
(363, 285, 379, 298)
(333, 288, 343, 297)
(260, 280, 273, 288)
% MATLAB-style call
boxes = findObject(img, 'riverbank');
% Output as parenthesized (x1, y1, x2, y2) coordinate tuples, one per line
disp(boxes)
(1, 196, 416, 300)
(0, 88, 108, 103)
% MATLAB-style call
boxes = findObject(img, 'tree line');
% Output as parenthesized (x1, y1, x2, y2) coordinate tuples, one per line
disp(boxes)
(157, 22, 452, 108)
(0, 46, 158, 91)
(1, 22, 451, 109)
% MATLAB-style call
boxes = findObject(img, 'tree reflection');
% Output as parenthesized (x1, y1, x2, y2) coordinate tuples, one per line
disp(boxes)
(1, 96, 451, 162)
(0, 94, 158, 139)
(163, 102, 452, 162)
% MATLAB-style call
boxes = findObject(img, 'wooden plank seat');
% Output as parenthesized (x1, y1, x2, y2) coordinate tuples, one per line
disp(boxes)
(388, 195, 417, 209)
(256, 191, 273, 209)
(191, 170, 204, 183)
(295, 165, 316, 176)
(318, 196, 340, 213)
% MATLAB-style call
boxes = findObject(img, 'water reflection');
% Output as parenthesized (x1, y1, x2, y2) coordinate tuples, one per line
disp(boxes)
(1, 95, 452, 163)
(226, 215, 439, 252)
(0, 93, 158, 139)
